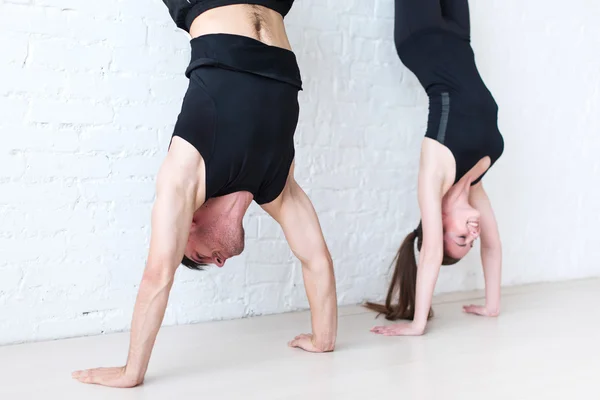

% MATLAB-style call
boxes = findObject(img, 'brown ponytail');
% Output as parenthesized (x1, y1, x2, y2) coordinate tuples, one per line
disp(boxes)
(365, 221, 459, 321)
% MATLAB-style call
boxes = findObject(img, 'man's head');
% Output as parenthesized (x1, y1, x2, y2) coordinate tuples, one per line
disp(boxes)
(181, 196, 246, 270)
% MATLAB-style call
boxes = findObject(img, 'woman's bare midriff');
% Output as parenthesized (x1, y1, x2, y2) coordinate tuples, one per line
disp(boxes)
(189, 4, 292, 50)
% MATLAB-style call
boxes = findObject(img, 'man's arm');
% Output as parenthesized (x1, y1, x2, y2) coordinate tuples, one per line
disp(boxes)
(463, 182, 502, 316)
(73, 138, 204, 387)
(261, 163, 337, 352)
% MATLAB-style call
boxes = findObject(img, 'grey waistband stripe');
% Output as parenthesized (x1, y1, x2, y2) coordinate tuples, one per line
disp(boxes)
(437, 92, 450, 143)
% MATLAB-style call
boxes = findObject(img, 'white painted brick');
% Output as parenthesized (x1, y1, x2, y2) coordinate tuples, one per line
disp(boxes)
(243, 215, 259, 239)
(0, 4, 69, 36)
(369, 83, 418, 107)
(0, 234, 66, 263)
(119, 0, 172, 23)
(29, 99, 113, 124)
(25, 203, 111, 233)
(213, 261, 247, 300)
(334, 0, 376, 16)
(0, 32, 28, 65)
(147, 24, 189, 50)
(111, 202, 152, 229)
(343, 37, 378, 63)
(26, 154, 110, 179)
(201, 302, 246, 321)
(0, 153, 26, 179)
(0, 207, 27, 230)
(304, 6, 338, 30)
(34, 0, 122, 18)
(33, 314, 104, 343)
(104, 75, 152, 102)
(375, 39, 399, 64)
(4, 125, 79, 153)
(0, 266, 24, 293)
(29, 38, 112, 72)
(350, 62, 403, 89)
(287, 283, 310, 309)
(67, 231, 148, 261)
(245, 240, 293, 265)
(80, 127, 158, 153)
(246, 264, 291, 285)
(258, 216, 284, 239)
(148, 76, 188, 102)
(88, 18, 147, 48)
(106, 264, 145, 293)
(374, 0, 394, 19)
(23, 261, 110, 292)
(62, 73, 150, 102)
(245, 284, 286, 316)
(157, 126, 176, 149)
(80, 180, 155, 203)
(0, 182, 79, 207)
(0, 66, 66, 97)
(111, 47, 187, 74)
(0, 97, 28, 124)
(316, 31, 343, 55)
(111, 154, 162, 177)
(345, 16, 384, 40)
(169, 280, 217, 305)
(114, 103, 179, 128)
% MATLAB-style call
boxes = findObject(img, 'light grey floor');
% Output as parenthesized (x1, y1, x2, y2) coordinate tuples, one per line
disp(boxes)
(1, 279, 599, 400)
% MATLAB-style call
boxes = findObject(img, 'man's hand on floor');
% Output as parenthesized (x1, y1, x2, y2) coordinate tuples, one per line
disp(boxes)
(72, 366, 142, 388)
(288, 333, 334, 353)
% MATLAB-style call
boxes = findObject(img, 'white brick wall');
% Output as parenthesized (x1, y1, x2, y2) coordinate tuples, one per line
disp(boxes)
(1, 0, 599, 345)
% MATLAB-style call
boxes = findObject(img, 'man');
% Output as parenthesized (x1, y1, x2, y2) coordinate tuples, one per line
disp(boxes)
(72, 1, 337, 387)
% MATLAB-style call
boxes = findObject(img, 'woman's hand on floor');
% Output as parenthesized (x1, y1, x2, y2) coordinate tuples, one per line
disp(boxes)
(371, 323, 425, 336)
(463, 304, 500, 317)
(72, 366, 142, 388)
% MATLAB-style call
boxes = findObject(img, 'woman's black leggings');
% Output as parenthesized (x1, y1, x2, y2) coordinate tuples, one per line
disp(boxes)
(394, 0, 470, 46)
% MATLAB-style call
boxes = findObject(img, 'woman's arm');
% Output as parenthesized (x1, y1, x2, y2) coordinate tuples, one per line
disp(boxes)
(411, 149, 448, 332)
(463, 182, 502, 316)
(372, 139, 452, 336)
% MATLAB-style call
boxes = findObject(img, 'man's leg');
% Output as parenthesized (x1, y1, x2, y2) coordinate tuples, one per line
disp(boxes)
(441, 0, 471, 37)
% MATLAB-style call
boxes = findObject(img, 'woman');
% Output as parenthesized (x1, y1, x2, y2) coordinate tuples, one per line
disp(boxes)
(366, 0, 504, 336)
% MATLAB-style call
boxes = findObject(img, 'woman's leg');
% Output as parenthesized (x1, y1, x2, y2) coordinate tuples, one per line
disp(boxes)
(441, 0, 470, 38)
(394, 0, 444, 45)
